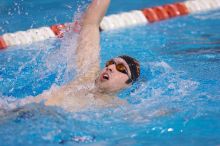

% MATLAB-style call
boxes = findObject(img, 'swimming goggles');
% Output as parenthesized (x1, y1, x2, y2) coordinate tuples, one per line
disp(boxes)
(105, 60, 130, 77)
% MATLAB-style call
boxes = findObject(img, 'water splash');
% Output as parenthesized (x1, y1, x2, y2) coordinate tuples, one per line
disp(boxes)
(0, 0, 88, 105)
(114, 60, 199, 124)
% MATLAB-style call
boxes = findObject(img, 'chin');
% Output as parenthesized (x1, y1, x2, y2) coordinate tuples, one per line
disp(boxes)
(94, 74, 127, 93)
(95, 80, 109, 91)
(97, 83, 124, 94)
(95, 79, 115, 93)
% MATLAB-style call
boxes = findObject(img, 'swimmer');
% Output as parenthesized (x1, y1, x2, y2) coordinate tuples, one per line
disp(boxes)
(16, 0, 140, 112)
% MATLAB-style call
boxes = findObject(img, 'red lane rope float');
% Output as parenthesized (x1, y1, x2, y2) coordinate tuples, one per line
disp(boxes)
(0, 36, 7, 49)
(142, 8, 159, 23)
(153, 6, 169, 20)
(174, 2, 189, 15)
(50, 24, 66, 37)
(141, 2, 189, 23)
(164, 4, 181, 17)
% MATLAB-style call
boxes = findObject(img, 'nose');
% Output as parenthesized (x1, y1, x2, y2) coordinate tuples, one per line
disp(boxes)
(106, 64, 115, 72)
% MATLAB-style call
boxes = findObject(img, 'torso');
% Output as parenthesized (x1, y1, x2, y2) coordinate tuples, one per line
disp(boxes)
(41, 72, 123, 112)
(34, 25, 126, 112)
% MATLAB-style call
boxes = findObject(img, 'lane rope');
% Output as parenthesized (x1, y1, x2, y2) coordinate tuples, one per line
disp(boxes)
(0, 0, 220, 49)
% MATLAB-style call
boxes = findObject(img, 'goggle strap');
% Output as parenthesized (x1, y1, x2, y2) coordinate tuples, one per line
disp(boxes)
(125, 78, 133, 84)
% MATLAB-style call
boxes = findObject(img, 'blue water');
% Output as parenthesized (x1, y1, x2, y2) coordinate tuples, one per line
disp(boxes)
(1, 0, 220, 146)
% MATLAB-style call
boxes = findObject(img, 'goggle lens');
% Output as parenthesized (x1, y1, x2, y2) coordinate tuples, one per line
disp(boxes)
(106, 60, 128, 75)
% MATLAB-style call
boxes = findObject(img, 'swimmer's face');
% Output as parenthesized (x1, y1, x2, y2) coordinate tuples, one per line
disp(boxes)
(95, 58, 132, 93)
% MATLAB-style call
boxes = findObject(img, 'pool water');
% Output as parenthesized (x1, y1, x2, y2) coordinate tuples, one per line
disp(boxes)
(1, 0, 220, 146)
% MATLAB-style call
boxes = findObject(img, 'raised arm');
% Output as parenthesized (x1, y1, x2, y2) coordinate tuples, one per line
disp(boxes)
(76, 0, 110, 75)
(24, 0, 111, 106)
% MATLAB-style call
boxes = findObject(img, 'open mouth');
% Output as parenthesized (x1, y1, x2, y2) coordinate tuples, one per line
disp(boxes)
(101, 72, 109, 81)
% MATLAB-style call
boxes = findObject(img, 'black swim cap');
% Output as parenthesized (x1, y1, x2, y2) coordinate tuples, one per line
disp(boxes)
(119, 55, 140, 84)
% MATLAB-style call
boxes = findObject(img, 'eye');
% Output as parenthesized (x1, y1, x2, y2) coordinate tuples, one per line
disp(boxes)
(116, 64, 128, 74)
(105, 60, 115, 67)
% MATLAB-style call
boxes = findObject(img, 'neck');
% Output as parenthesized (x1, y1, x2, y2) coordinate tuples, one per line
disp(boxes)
(93, 87, 113, 95)
(90, 86, 116, 100)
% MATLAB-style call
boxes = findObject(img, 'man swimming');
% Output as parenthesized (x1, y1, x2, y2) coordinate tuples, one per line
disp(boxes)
(16, 0, 140, 112)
